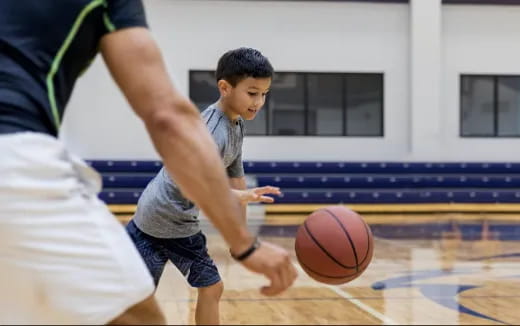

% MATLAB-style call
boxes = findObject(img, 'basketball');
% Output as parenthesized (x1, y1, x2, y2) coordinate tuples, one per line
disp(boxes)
(295, 206, 374, 285)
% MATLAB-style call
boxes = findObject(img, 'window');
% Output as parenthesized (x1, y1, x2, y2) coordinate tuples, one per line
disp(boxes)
(345, 74, 384, 136)
(498, 77, 520, 136)
(307, 74, 343, 136)
(190, 70, 384, 136)
(268, 73, 306, 135)
(189, 71, 219, 111)
(461, 75, 520, 137)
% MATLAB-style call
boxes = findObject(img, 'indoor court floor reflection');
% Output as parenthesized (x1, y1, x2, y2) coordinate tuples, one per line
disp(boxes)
(154, 213, 520, 325)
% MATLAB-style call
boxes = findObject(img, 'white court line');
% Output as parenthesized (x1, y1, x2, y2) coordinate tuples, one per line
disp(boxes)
(325, 284, 399, 326)
(294, 264, 399, 325)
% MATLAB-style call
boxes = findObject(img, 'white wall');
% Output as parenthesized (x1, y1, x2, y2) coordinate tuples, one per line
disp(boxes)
(60, 0, 410, 161)
(441, 4, 520, 161)
(409, 0, 442, 159)
(61, 0, 520, 162)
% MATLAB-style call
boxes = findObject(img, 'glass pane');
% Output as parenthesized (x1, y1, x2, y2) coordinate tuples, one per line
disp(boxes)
(498, 77, 520, 137)
(268, 73, 305, 135)
(460, 76, 494, 136)
(189, 71, 219, 111)
(307, 74, 343, 136)
(345, 74, 383, 136)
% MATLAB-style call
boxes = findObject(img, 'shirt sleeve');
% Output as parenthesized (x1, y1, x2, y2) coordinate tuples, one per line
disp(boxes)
(227, 151, 245, 178)
(105, 0, 148, 31)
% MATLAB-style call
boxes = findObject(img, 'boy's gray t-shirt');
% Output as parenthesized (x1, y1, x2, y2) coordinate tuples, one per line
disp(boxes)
(133, 104, 245, 238)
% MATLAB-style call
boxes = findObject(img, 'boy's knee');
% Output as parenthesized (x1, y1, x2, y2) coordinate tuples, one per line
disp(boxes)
(199, 281, 224, 301)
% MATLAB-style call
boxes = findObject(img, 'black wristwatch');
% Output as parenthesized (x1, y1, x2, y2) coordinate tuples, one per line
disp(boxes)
(230, 237, 261, 261)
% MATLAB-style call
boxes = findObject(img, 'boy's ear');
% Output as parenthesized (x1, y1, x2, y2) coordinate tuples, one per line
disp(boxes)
(217, 79, 232, 96)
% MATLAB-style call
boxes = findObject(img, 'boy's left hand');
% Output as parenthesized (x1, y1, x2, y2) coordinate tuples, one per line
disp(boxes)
(234, 186, 282, 204)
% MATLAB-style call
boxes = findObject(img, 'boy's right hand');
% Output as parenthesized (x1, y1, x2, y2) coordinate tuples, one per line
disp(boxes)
(239, 241, 298, 296)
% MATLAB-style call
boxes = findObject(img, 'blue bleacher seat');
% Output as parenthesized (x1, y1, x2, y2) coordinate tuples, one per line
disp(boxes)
(256, 175, 520, 189)
(89, 160, 520, 205)
(98, 189, 520, 205)
(99, 190, 143, 204)
(102, 175, 154, 188)
(244, 161, 520, 174)
(87, 160, 162, 173)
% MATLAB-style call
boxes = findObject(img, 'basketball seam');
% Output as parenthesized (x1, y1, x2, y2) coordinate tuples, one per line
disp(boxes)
(303, 220, 357, 270)
(324, 208, 372, 266)
(323, 208, 362, 271)
(297, 256, 361, 279)
(359, 212, 372, 266)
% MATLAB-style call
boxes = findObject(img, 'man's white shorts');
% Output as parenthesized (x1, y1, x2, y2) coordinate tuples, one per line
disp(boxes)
(0, 132, 155, 324)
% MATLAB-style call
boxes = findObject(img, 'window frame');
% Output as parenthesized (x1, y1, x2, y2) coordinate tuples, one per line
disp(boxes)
(189, 70, 384, 137)
(460, 74, 520, 138)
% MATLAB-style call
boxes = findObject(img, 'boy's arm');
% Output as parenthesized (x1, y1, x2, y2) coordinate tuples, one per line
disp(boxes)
(230, 177, 282, 223)
(229, 176, 247, 190)
(227, 150, 246, 221)
(229, 177, 247, 223)
(227, 150, 281, 221)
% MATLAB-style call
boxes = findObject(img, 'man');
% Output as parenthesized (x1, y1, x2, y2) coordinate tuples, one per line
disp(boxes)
(0, 1, 297, 324)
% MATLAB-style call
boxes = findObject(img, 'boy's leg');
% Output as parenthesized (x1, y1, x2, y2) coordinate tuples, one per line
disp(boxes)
(165, 232, 223, 325)
(196, 281, 224, 325)
(126, 219, 170, 287)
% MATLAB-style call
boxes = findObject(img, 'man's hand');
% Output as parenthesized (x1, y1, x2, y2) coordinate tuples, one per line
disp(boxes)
(232, 186, 282, 204)
(232, 240, 298, 296)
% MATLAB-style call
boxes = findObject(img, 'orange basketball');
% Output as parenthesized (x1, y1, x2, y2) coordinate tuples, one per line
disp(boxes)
(295, 206, 374, 285)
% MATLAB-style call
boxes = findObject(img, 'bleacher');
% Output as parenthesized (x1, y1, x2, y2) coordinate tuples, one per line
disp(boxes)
(87, 160, 520, 214)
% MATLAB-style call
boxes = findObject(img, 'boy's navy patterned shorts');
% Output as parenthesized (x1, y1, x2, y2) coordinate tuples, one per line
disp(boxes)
(126, 220, 221, 288)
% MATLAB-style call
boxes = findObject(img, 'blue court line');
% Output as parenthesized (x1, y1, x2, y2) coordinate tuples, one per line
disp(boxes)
(371, 268, 508, 324)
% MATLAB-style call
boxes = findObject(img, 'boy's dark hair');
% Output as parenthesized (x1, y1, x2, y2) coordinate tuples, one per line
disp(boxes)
(216, 47, 273, 86)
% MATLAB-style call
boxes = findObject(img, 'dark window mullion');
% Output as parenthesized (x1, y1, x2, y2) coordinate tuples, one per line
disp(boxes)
(303, 73, 309, 135)
(266, 93, 271, 135)
(343, 74, 348, 136)
(379, 74, 384, 136)
(459, 75, 464, 137)
(494, 76, 499, 137)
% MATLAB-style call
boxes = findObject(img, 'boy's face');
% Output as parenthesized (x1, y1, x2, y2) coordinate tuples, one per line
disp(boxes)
(220, 77, 271, 120)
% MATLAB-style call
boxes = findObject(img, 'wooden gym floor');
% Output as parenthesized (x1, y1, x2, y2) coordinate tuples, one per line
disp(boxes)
(123, 207, 520, 325)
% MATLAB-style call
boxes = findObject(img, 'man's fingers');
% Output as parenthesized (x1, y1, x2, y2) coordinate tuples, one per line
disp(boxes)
(277, 254, 296, 289)
(261, 271, 284, 296)
(285, 260, 298, 287)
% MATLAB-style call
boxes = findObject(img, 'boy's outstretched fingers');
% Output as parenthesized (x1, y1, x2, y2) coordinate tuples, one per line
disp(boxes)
(258, 195, 275, 203)
(252, 186, 282, 203)
(254, 186, 282, 196)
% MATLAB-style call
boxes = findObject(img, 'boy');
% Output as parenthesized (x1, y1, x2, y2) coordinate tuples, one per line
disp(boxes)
(126, 47, 278, 325)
